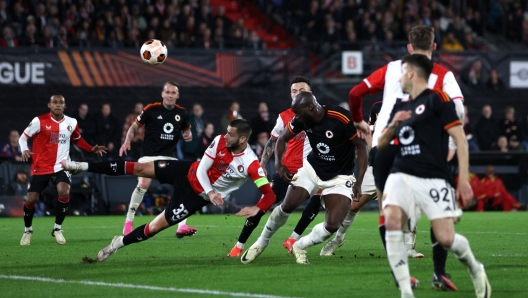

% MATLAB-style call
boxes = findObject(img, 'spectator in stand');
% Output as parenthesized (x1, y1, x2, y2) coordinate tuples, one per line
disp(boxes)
(475, 105, 499, 151)
(246, 29, 263, 49)
(480, 165, 521, 211)
(249, 102, 273, 147)
(72, 103, 96, 145)
(499, 106, 521, 144)
(446, 16, 466, 45)
(196, 122, 214, 159)
(6, 168, 29, 196)
(455, 171, 486, 211)
(95, 103, 120, 160)
(183, 103, 207, 161)
(521, 112, 528, 151)
(220, 101, 243, 132)
(121, 102, 145, 161)
(493, 135, 521, 152)
(462, 59, 484, 87)
(0, 27, 19, 47)
(440, 31, 464, 51)
(463, 105, 479, 152)
(0, 129, 23, 162)
(486, 69, 505, 91)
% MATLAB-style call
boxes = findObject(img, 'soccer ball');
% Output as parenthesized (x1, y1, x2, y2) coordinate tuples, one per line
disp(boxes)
(140, 39, 168, 66)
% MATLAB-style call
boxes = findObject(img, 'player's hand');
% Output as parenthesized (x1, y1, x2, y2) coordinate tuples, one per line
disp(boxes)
(21, 150, 33, 162)
(119, 141, 131, 156)
(353, 121, 370, 139)
(207, 190, 224, 206)
(236, 206, 260, 218)
(92, 145, 108, 156)
(183, 130, 192, 142)
(277, 165, 293, 182)
(352, 183, 361, 202)
(456, 180, 473, 208)
(388, 111, 412, 128)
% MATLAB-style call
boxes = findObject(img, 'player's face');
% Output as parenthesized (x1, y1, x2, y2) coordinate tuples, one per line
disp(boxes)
(292, 104, 316, 127)
(400, 63, 412, 94)
(224, 126, 243, 150)
(48, 96, 65, 116)
(162, 84, 179, 106)
(290, 82, 311, 100)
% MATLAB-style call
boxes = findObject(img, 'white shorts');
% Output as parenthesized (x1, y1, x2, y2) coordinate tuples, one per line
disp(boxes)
(291, 160, 356, 204)
(361, 166, 376, 197)
(382, 172, 462, 232)
(137, 156, 178, 163)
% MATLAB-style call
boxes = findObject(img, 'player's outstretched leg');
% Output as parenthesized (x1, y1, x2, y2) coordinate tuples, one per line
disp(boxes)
(229, 211, 266, 257)
(283, 195, 321, 253)
(405, 226, 424, 258)
(430, 227, 457, 291)
(176, 218, 197, 238)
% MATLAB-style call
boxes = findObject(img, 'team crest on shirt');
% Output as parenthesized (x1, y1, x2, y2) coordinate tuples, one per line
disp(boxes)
(175, 115, 181, 122)
(415, 104, 425, 115)
(67, 125, 73, 132)
(325, 130, 334, 139)
(158, 161, 167, 168)
(237, 165, 244, 173)
(209, 141, 215, 148)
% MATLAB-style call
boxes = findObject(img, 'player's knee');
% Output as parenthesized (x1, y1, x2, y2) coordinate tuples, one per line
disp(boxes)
(58, 190, 70, 198)
(136, 181, 149, 189)
(26, 195, 38, 205)
(436, 232, 454, 248)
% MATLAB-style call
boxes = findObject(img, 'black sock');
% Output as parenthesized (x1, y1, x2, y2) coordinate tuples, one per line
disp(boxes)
(23, 202, 36, 228)
(237, 211, 266, 244)
(123, 223, 153, 246)
(293, 195, 321, 235)
(88, 161, 127, 175)
(379, 224, 387, 250)
(431, 227, 447, 276)
(55, 199, 69, 226)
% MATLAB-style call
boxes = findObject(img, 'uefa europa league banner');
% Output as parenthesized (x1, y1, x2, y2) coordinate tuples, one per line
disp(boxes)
(0, 49, 288, 87)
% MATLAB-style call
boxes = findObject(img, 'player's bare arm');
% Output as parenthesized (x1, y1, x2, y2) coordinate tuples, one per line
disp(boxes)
(377, 111, 412, 150)
(120, 122, 140, 156)
(182, 129, 193, 142)
(275, 128, 295, 182)
(352, 137, 368, 201)
(354, 120, 371, 139)
(259, 136, 277, 175)
(447, 125, 473, 208)
(92, 145, 108, 156)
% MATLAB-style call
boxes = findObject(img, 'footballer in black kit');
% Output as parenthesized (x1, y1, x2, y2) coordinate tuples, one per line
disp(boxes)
(136, 102, 191, 157)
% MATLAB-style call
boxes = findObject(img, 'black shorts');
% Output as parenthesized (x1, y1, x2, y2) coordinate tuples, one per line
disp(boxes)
(28, 170, 72, 193)
(153, 160, 209, 226)
(372, 145, 397, 192)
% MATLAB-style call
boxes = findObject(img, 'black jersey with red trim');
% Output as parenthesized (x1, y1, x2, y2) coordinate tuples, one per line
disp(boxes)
(288, 105, 359, 181)
(135, 102, 191, 157)
(388, 89, 461, 185)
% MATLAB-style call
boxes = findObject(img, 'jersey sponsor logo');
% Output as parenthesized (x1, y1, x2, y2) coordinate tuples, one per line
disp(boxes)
(295, 131, 307, 140)
(158, 161, 167, 168)
(175, 115, 181, 122)
(398, 126, 415, 145)
(209, 140, 215, 148)
(415, 104, 425, 115)
(161, 123, 175, 140)
(325, 130, 334, 139)
(257, 167, 265, 176)
(237, 165, 244, 173)
(316, 142, 330, 154)
(49, 132, 67, 144)
(157, 115, 163, 119)
(67, 125, 73, 132)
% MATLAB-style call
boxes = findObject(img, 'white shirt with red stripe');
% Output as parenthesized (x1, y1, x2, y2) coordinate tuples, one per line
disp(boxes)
(23, 113, 81, 175)
(368, 60, 463, 147)
(270, 108, 311, 174)
(187, 135, 268, 199)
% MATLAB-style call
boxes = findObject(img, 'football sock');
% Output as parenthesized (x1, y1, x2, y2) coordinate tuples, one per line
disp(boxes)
(236, 241, 244, 249)
(257, 205, 290, 247)
(295, 222, 332, 249)
(178, 218, 188, 228)
(289, 232, 300, 240)
(238, 211, 266, 244)
(334, 211, 358, 242)
(55, 196, 69, 226)
(293, 195, 321, 236)
(386, 230, 412, 295)
(431, 227, 447, 276)
(126, 187, 147, 222)
(25, 226, 32, 232)
(23, 201, 36, 228)
(446, 233, 480, 275)
(87, 161, 134, 175)
(123, 223, 155, 246)
(404, 227, 417, 251)
(378, 215, 387, 250)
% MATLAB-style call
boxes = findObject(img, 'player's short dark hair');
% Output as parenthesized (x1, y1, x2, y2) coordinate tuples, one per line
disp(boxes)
(164, 81, 180, 90)
(290, 76, 312, 90)
(402, 54, 433, 80)
(408, 25, 434, 51)
(50, 94, 65, 102)
(229, 119, 252, 138)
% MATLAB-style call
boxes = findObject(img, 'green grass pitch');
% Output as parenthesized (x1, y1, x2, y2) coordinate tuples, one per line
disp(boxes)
(1, 212, 526, 297)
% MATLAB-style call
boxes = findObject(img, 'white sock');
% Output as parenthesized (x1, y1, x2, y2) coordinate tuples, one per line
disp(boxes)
(178, 219, 188, 228)
(256, 206, 290, 247)
(79, 162, 89, 171)
(386, 230, 413, 295)
(117, 237, 125, 249)
(126, 186, 147, 222)
(295, 222, 332, 249)
(334, 211, 358, 242)
(289, 231, 300, 240)
(54, 224, 61, 230)
(25, 226, 32, 232)
(236, 241, 244, 249)
(447, 233, 480, 275)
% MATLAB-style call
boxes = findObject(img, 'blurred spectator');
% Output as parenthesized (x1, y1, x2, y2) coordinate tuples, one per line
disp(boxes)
(253, 132, 269, 158)
(220, 101, 243, 132)
(486, 69, 505, 91)
(446, 16, 465, 44)
(440, 31, 464, 51)
(183, 103, 207, 161)
(498, 106, 521, 143)
(249, 102, 273, 146)
(475, 105, 499, 151)
(455, 171, 486, 210)
(492, 135, 521, 152)
(0, 26, 18, 47)
(95, 103, 120, 160)
(121, 102, 145, 160)
(0, 129, 22, 162)
(6, 168, 29, 196)
(463, 106, 479, 152)
(480, 165, 521, 211)
(246, 29, 263, 49)
(462, 60, 484, 87)
(0, 0, 8, 28)
(521, 112, 528, 151)
(196, 122, 215, 159)
(72, 103, 96, 145)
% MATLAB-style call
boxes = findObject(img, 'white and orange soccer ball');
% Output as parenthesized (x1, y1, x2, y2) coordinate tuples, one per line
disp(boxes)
(140, 39, 168, 66)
